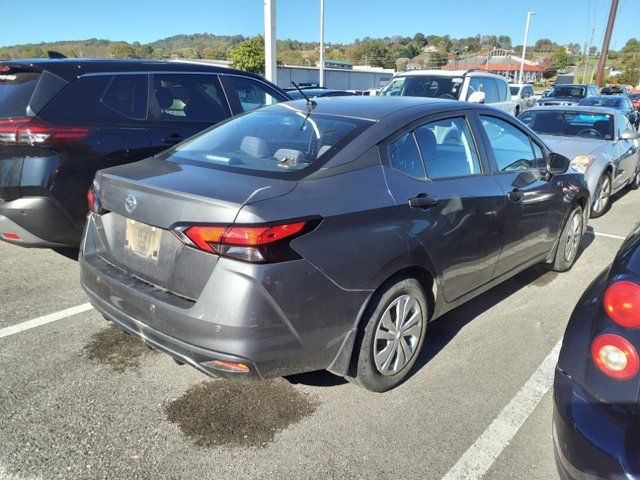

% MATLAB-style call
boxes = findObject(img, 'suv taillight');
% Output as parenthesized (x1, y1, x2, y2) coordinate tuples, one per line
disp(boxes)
(0, 118, 90, 145)
(172, 220, 318, 263)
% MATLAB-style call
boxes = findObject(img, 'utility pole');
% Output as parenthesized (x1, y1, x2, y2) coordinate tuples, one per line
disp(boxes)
(264, 0, 277, 83)
(319, 0, 325, 87)
(518, 11, 535, 84)
(595, 0, 619, 87)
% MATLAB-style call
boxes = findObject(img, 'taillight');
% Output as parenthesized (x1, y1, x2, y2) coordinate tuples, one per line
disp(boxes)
(604, 281, 640, 328)
(173, 220, 313, 263)
(0, 118, 90, 145)
(591, 334, 640, 380)
(87, 182, 105, 215)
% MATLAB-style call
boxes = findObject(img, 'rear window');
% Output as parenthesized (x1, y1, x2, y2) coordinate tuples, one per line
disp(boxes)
(548, 86, 586, 98)
(579, 97, 623, 109)
(0, 72, 41, 118)
(519, 110, 614, 140)
(164, 107, 373, 176)
(379, 75, 464, 100)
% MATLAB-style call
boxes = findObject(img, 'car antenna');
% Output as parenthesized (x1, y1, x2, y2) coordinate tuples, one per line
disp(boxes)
(291, 81, 317, 131)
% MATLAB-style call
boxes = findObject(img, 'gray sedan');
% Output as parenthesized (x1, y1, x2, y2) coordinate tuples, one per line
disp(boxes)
(519, 106, 640, 217)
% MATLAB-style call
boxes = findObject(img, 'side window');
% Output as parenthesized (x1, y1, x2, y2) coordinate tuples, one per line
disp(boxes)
(531, 142, 546, 167)
(414, 117, 482, 179)
(148, 74, 230, 123)
(469, 77, 499, 103)
(226, 76, 282, 112)
(101, 75, 147, 119)
(387, 132, 426, 179)
(523, 86, 534, 98)
(495, 79, 509, 102)
(39, 74, 148, 124)
(480, 116, 543, 171)
(618, 115, 632, 137)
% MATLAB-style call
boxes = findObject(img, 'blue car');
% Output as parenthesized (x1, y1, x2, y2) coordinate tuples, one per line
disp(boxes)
(554, 223, 640, 479)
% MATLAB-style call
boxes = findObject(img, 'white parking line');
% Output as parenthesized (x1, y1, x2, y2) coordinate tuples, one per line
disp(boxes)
(0, 303, 93, 340)
(441, 341, 561, 480)
(590, 231, 626, 241)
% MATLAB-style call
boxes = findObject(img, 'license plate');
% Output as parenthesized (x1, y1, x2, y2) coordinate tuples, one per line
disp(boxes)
(124, 219, 162, 260)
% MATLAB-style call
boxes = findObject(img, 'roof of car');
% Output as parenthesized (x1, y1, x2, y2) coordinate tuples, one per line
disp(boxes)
(0, 58, 266, 83)
(582, 95, 624, 101)
(392, 69, 506, 80)
(526, 105, 620, 115)
(276, 96, 476, 121)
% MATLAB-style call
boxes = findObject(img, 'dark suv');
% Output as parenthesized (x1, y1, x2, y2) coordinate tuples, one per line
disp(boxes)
(0, 59, 289, 247)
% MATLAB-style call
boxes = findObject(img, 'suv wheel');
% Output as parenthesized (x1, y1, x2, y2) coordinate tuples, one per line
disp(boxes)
(550, 205, 583, 272)
(347, 276, 428, 392)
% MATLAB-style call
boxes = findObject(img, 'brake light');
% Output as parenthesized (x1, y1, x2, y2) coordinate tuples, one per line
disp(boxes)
(87, 182, 105, 215)
(0, 118, 90, 145)
(1, 233, 20, 240)
(591, 334, 640, 380)
(604, 281, 640, 328)
(173, 221, 311, 263)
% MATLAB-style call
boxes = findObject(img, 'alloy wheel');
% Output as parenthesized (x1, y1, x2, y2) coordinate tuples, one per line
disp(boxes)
(373, 294, 423, 376)
(593, 175, 611, 214)
(564, 212, 583, 263)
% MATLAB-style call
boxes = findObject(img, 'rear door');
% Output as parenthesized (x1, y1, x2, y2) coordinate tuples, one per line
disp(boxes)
(381, 112, 505, 302)
(476, 113, 562, 277)
(146, 73, 232, 151)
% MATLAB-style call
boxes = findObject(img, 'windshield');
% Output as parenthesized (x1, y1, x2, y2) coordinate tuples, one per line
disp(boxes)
(165, 107, 373, 175)
(579, 97, 623, 109)
(379, 75, 463, 99)
(519, 110, 614, 140)
(0, 72, 41, 118)
(548, 85, 586, 99)
(510, 86, 520, 96)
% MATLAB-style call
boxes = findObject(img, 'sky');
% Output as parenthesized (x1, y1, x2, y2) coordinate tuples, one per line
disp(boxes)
(1, 0, 639, 51)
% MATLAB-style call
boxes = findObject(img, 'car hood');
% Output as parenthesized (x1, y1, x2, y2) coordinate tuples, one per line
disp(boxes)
(539, 135, 609, 157)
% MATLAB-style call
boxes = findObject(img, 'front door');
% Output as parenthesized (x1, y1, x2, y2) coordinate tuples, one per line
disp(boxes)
(381, 113, 506, 302)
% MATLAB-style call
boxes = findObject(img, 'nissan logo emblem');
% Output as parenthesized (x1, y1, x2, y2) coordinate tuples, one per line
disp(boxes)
(125, 194, 137, 214)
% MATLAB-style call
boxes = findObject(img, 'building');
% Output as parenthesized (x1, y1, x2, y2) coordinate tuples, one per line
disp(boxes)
(315, 59, 353, 70)
(442, 48, 544, 83)
(278, 65, 393, 91)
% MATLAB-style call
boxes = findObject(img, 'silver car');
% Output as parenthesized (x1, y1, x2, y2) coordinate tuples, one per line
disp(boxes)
(519, 106, 640, 217)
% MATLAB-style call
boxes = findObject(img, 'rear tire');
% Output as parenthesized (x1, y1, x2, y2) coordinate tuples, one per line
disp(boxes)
(515, 105, 520, 116)
(346, 276, 428, 392)
(550, 205, 583, 272)
(590, 172, 612, 218)
(629, 169, 640, 190)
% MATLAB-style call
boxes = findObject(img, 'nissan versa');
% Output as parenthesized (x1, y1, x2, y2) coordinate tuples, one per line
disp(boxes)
(80, 96, 590, 392)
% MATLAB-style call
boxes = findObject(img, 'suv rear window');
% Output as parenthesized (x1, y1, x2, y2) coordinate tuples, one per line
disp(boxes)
(164, 107, 373, 176)
(0, 72, 41, 118)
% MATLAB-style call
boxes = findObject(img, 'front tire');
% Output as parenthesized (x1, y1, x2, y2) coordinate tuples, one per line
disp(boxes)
(629, 169, 640, 190)
(550, 205, 583, 272)
(347, 276, 428, 392)
(590, 172, 612, 218)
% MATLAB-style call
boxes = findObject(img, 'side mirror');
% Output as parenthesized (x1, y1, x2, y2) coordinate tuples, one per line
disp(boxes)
(548, 153, 570, 175)
(619, 129, 640, 141)
(468, 91, 486, 104)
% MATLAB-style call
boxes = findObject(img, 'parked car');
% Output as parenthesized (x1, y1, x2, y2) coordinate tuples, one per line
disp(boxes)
(629, 93, 640, 110)
(554, 223, 640, 480)
(510, 84, 537, 115)
(600, 84, 629, 96)
(537, 84, 599, 106)
(80, 96, 589, 392)
(579, 94, 640, 130)
(285, 87, 356, 100)
(0, 59, 289, 248)
(378, 69, 515, 115)
(519, 106, 640, 218)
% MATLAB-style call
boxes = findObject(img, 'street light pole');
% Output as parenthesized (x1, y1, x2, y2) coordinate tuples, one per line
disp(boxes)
(595, 0, 620, 87)
(264, 0, 277, 83)
(319, 0, 325, 87)
(518, 11, 535, 84)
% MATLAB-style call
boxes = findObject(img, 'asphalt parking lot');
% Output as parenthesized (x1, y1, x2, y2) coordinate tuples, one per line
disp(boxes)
(0, 188, 638, 480)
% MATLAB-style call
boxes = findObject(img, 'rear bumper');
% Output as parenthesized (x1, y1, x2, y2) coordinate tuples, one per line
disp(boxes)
(553, 370, 640, 480)
(0, 196, 82, 247)
(79, 213, 369, 380)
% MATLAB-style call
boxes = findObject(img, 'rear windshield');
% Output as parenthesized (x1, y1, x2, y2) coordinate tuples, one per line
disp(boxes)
(579, 97, 623, 108)
(548, 85, 586, 98)
(165, 107, 373, 175)
(519, 110, 614, 140)
(0, 72, 41, 118)
(379, 75, 463, 100)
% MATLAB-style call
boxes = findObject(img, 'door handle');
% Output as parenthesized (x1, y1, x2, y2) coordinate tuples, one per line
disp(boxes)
(508, 188, 524, 202)
(408, 193, 439, 209)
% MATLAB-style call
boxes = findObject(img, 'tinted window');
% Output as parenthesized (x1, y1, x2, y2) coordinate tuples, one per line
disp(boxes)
(548, 85, 586, 98)
(380, 75, 464, 100)
(414, 117, 481, 179)
(149, 74, 229, 123)
(166, 108, 372, 175)
(495, 78, 509, 102)
(524, 86, 534, 97)
(40, 75, 148, 124)
(519, 110, 614, 140)
(102, 75, 147, 119)
(480, 116, 543, 170)
(468, 77, 498, 103)
(510, 86, 520, 96)
(388, 132, 426, 179)
(0, 72, 41, 118)
(579, 96, 624, 109)
(227, 76, 282, 112)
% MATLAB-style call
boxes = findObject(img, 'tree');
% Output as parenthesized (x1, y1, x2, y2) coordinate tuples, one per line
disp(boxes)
(135, 45, 154, 58)
(534, 38, 557, 53)
(426, 51, 447, 68)
(110, 42, 137, 58)
(395, 57, 410, 72)
(589, 46, 598, 56)
(551, 47, 569, 71)
(413, 33, 427, 48)
(497, 35, 512, 50)
(229, 35, 265, 74)
(566, 43, 582, 56)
